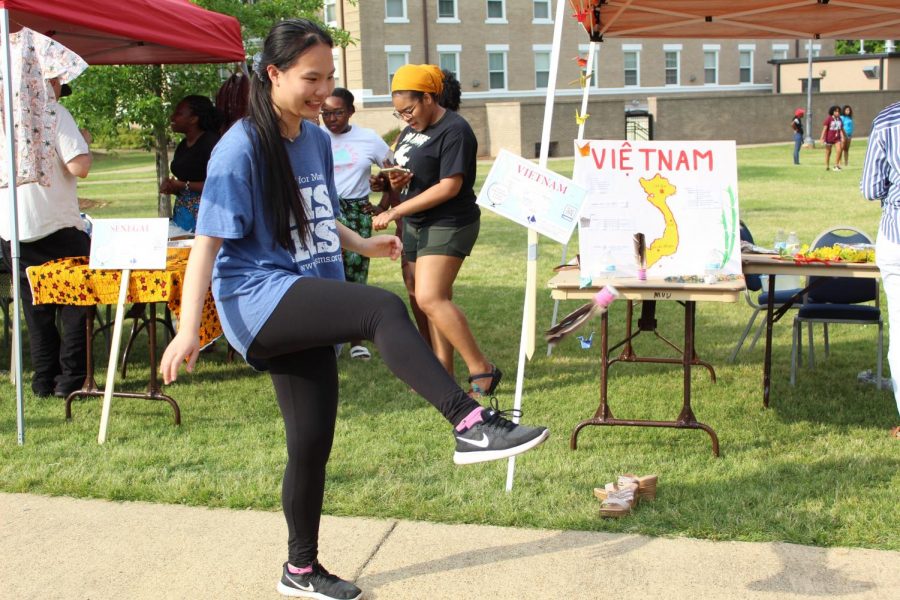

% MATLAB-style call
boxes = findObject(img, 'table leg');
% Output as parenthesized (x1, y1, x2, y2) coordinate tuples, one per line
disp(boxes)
(65, 302, 180, 426)
(147, 303, 180, 424)
(66, 306, 101, 420)
(620, 300, 636, 359)
(763, 274, 776, 408)
(570, 301, 720, 456)
(570, 309, 611, 449)
(609, 301, 716, 383)
(677, 301, 720, 456)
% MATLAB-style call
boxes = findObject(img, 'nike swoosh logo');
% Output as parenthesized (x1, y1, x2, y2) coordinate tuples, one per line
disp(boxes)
(456, 433, 490, 448)
(285, 573, 315, 592)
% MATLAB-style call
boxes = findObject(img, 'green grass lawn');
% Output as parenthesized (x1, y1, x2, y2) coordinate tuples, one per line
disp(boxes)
(1, 142, 897, 551)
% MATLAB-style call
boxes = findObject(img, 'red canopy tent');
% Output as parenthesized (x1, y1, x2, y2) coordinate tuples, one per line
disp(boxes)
(0, 0, 244, 64)
(576, 0, 900, 40)
(1, 0, 244, 444)
(507, 0, 900, 490)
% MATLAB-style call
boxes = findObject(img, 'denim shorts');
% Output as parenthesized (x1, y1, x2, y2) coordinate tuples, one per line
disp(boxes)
(402, 219, 480, 262)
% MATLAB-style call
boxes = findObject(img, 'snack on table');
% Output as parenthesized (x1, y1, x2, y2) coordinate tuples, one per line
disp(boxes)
(792, 243, 875, 263)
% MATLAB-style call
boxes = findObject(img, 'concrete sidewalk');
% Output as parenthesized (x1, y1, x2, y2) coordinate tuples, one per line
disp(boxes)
(2, 492, 898, 600)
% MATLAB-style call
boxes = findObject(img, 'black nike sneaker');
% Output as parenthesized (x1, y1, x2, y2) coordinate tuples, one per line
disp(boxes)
(277, 561, 362, 599)
(453, 407, 549, 465)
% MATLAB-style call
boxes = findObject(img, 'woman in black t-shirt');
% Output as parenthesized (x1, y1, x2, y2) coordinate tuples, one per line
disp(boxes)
(160, 95, 221, 232)
(372, 65, 501, 398)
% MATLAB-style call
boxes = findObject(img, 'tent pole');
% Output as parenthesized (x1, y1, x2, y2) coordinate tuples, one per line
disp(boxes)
(804, 40, 814, 147)
(1, 8, 26, 444)
(548, 40, 598, 357)
(506, 0, 566, 492)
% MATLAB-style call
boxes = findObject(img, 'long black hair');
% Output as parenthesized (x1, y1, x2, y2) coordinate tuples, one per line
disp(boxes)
(181, 95, 222, 132)
(246, 19, 333, 251)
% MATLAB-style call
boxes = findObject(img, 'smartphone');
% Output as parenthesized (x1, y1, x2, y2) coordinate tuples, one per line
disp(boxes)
(379, 166, 411, 175)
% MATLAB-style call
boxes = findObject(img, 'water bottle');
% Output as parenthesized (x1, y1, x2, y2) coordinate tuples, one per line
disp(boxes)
(704, 251, 721, 284)
(786, 231, 800, 255)
(774, 229, 787, 255)
(600, 250, 616, 279)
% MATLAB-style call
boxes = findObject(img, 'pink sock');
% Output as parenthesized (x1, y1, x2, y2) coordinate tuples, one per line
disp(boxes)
(455, 407, 485, 432)
(287, 563, 313, 575)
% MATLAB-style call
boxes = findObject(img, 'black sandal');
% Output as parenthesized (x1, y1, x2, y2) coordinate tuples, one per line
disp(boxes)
(468, 364, 502, 396)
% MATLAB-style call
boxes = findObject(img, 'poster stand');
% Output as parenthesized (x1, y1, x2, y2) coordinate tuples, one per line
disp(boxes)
(97, 269, 130, 444)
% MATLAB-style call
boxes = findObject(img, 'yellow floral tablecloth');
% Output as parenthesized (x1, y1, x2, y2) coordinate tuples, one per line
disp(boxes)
(26, 247, 222, 346)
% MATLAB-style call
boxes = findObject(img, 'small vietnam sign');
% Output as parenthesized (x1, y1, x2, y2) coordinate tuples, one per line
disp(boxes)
(89, 218, 169, 270)
(476, 149, 587, 244)
(573, 140, 740, 279)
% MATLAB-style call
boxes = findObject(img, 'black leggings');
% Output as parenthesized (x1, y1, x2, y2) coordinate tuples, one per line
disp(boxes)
(247, 277, 480, 566)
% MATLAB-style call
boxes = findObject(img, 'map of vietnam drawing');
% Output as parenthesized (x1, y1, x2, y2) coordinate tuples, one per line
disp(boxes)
(572, 140, 741, 280)
(640, 173, 679, 269)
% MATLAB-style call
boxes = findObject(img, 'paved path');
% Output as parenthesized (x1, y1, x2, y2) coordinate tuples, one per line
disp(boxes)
(1, 492, 897, 599)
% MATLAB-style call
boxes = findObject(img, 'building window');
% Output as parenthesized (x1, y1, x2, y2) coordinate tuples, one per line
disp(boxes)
(739, 50, 753, 83)
(772, 44, 788, 60)
(664, 49, 680, 85)
(486, 0, 506, 22)
(801, 78, 821, 93)
(704, 50, 718, 84)
(487, 47, 508, 89)
(437, 0, 457, 20)
(533, 0, 551, 21)
(623, 50, 639, 86)
(385, 0, 407, 21)
(805, 42, 821, 57)
(323, 0, 337, 25)
(534, 48, 551, 89)
(385, 46, 410, 88)
(437, 44, 460, 80)
(332, 49, 342, 86)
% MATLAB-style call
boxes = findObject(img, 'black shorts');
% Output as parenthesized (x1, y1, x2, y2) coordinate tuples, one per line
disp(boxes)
(402, 220, 480, 262)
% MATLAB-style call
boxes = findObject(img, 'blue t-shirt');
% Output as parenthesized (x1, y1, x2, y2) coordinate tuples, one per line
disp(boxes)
(841, 115, 855, 137)
(197, 120, 344, 359)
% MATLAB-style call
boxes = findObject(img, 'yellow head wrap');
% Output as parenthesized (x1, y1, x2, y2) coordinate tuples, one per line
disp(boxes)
(391, 64, 444, 96)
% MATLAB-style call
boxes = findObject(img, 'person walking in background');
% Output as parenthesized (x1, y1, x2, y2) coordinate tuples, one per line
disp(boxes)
(860, 99, 900, 440)
(820, 104, 846, 172)
(160, 20, 548, 600)
(369, 68, 462, 350)
(321, 87, 390, 361)
(371, 64, 502, 398)
(791, 108, 805, 165)
(840, 104, 855, 167)
(159, 95, 221, 233)
(0, 77, 92, 398)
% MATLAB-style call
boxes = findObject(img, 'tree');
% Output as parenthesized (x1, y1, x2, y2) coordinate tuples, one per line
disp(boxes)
(63, 0, 352, 217)
(835, 40, 887, 55)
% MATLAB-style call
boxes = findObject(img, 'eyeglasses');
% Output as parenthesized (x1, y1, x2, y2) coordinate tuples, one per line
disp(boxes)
(320, 109, 347, 119)
(392, 98, 420, 121)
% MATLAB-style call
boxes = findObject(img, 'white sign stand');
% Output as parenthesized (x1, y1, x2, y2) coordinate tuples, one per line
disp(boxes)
(505, 0, 568, 492)
(97, 268, 130, 444)
(89, 218, 168, 444)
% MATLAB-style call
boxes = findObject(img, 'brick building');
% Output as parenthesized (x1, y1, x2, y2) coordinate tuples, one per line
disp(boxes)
(323, 1, 832, 102)
(320, 1, 854, 155)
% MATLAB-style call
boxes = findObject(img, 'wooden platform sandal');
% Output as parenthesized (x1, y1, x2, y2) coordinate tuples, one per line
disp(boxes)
(618, 473, 658, 501)
(594, 474, 658, 502)
(597, 482, 638, 518)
